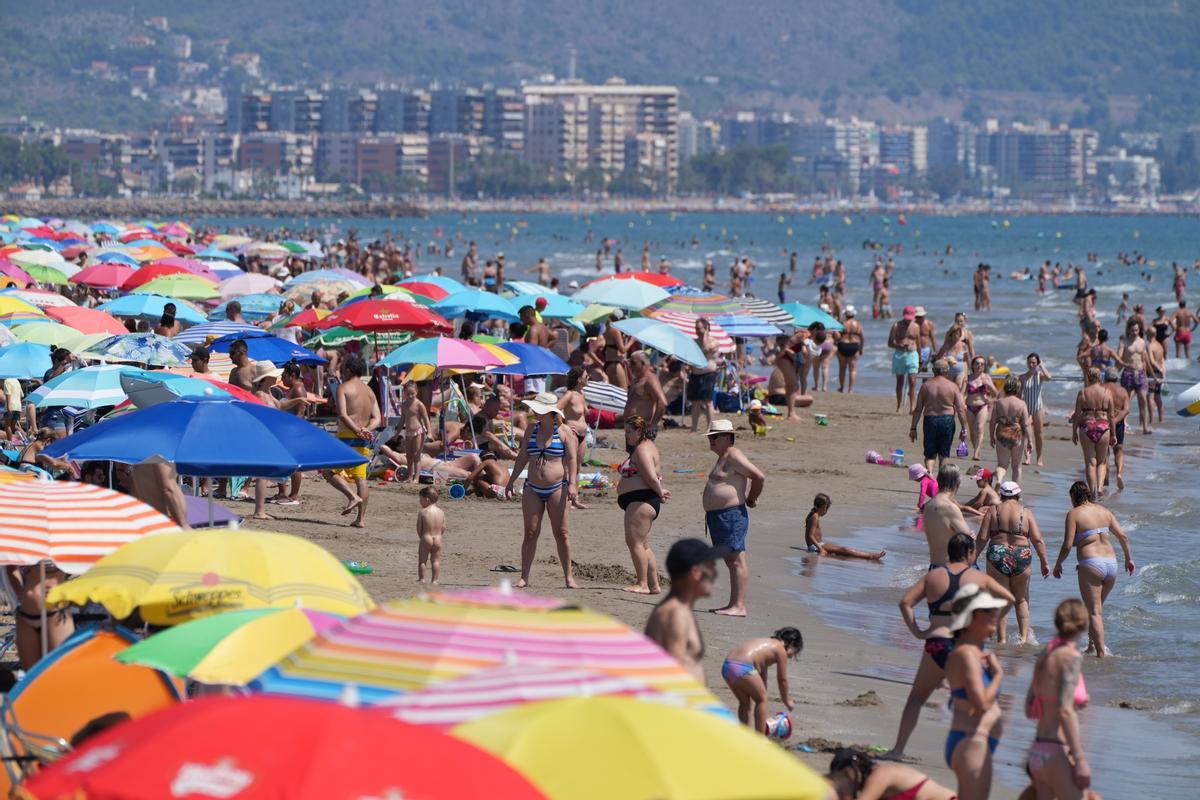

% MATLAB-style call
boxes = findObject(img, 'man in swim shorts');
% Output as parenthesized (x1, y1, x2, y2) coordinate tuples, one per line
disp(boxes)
(889, 306, 921, 413)
(915, 307, 936, 370)
(910, 359, 969, 473)
(703, 419, 765, 617)
(321, 355, 380, 528)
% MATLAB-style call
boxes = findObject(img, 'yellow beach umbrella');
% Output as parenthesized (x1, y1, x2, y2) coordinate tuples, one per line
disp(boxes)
(47, 529, 376, 625)
(574, 303, 618, 324)
(133, 273, 221, 300)
(453, 695, 829, 800)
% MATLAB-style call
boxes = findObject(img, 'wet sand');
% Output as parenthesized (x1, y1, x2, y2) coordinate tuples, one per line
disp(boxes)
(242, 391, 1031, 795)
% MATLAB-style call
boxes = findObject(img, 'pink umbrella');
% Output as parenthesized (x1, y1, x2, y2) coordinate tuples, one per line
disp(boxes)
(45, 305, 129, 335)
(219, 273, 280, 298)
(0, 259, 34, 286)
(151, 257, 220, 285)
(70, 262, 137, 289)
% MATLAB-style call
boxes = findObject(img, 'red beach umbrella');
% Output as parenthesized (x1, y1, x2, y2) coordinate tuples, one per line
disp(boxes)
(316, 299, 452, 334)
(584, 271, 686, 288)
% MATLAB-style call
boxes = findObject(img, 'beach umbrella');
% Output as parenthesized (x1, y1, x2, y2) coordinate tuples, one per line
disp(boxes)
(396, 280, 451, 301)
(133, 273, 220, 300)
(44, 305, 127, 335)
(82, 333, 192, 366)
(342, 284, 416, 304)
(285, 268, 371, 287)
(736, 296, 796, 325)
(780, 301, 845, 331)
(0, 343, 52, 378)
(283, 278, 363, 304)
(1175, 381, 1200, 417)
(432, 289, 521, 322)
(573, 303, 619, 325)
(21, 263, 72, 285)
(571, 278, 670, 310)
(127, 243, 175, 262)
(304, 326, 410, 348)
(0, 326, 16, 347)
(504, 280, 560, 296)
(118, 261, 189, 291)
(575, 380, 627, 414)
(27, 364, 138, 409)
(20, 695, 547, 800)
(251, 591, 719, 708)
(69, 261, 136, 289)
(270, 307, 329, 330)
(194, 247, 237, 262)
(645, 310, 735, 353)
(0, 258, 34, 285)
(43, 396, 369, 479)
(99, 293, 207, 324)
(119, 371, 235, 408)
(0, 480, 177, 575)
(47, 529, 375, 624)
(282, 239, 325, 259)
(454, 696, 827, 800)
(316, 299, 452, 334)
(209, 293, 284, 321)
(151, 256, 221, 283)
(0, 295, 48, 325)
(614, 318, 707, 368)
(379, 337, 515, 370)
(172, 320, 260, 346)
(398, 275, 464, 294)
(10, 321, 87, 349)
(8, 249, 68, 269)
(710, 313, 783, 338)
(93, 250, 141, 268)
(116, 607, 342, 686)
(382, 663, 668, 728)
(583, 271, 685, 288)
(645, 286, 745, 317)
(209, 330, 327, 366)
(490, 342, 571, 376)
(244, 241, 293, 260)
(0, 288, 75, 309)
(219, 272, 279, 297)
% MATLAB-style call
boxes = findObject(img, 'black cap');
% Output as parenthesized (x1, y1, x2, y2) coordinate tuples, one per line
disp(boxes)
(666, 538, 721, 580)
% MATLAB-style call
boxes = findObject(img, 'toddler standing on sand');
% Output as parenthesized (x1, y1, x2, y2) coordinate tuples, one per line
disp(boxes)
(910, 464, 940, 512)
(399, 383, 431, 484)
(805, 493, 886, 560)
(721, 627, 803, 733)
(416, 486, 446, 584)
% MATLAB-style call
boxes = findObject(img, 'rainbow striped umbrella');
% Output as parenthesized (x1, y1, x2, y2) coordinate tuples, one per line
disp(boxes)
(0, 480, 178, 574)
(645, 310, 735, 353)
(644, 286, 745, 317)
(252, 589, 719, 708)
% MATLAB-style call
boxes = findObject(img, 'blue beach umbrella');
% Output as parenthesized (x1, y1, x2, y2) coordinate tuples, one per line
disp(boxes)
(98, 294, 206, 325)
(194, 248, 238, 262)
(710, 314, 782, 338)
(779, 302, 844, 331)
(209, 294, 284, 322)
(504, 281, 558, 297)
(285, 269, 370, 288)
(208, 331, 327, 366)
(173, 321, 261, 346)
(119, 371, 233, 408)
(27, 364, 141, 409)
(490, 342, 571, 376)
(94, 252, 141, 268)
(82, 333, 193, 367)
(432, 290, 521, 322)
(572, 279, 670, 311)
(613, 318, 707, 368)
(0, 342, 52, 378)
(43, 396, 369, 479)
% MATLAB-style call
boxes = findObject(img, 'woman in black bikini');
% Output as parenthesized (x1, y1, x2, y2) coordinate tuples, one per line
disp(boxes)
(5, 561, 74, 670)
(616, 415, 670, 594)
(602, 312, 630, 389)
(886, 534, 1013, 760)
(1071, 367, 1114, 499)
(978, 481, 1050, 645)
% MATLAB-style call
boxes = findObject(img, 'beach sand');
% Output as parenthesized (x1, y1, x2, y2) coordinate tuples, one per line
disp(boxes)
(242, 390, 1063, 797)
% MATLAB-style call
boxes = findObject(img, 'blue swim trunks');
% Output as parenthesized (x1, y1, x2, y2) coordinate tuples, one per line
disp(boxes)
(706, 504, 749, 552)
(892, 350, 919, 376)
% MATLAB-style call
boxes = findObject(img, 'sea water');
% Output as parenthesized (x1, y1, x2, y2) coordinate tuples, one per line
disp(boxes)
(202, 211, 1200, 796)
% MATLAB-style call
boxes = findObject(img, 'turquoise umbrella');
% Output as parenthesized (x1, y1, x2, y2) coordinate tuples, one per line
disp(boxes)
(613, 318, 707, 368)
(27, 364, 139, 409)
(0, 342, 52, 378)
(779, 302, 844, 331)
(98, 294, 206, 325)
(572, 279, 669, 311)
(432, 290, 520, 322)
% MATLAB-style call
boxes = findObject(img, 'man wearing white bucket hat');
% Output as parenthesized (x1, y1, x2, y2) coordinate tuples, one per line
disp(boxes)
(703, 419, 765, 617)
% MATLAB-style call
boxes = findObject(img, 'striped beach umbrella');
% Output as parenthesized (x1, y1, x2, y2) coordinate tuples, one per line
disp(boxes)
(579, 380, 627, 413)
(710, 313, 783, 338)
(27, 364, 138, 409)
(736, 296, 797, 325)
(645, 310, 735, 353)
(0, 295, 48, 326)
(381, 664, 669, 728)
(582, 271, 684, 289)
(0, 289, 74, 309)
(0, 481, 177, 574)
(173, 320, 261, 346)
(644, 287, 745, 317)
(252, 591, 720, 708)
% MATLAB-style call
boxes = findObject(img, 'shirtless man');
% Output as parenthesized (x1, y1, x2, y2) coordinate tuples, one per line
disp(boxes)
(915, 307, 937, 371)
(623, 351, 667, 437)
(536, 257, 551, 287)
(1172, 300, 1197, 358)
(1118, 318, 1152, 434)
(226, 340, 256, 392)
(973, 263, 991, 311)
(767, 334, 801, 421)
(921, 463, 976, 567)
(321, 355, 380, 528)
(1101, 367, 1130, 492)
(910, 359, 969, 474)
(460, 241, 478, 285)
(703, 419, 765, 617)
(131, 461, 191, 530)
(888, 306, 921, 413)
(645, 538, 717, 683)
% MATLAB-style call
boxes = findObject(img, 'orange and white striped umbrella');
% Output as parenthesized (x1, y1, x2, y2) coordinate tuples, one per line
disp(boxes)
(645, 310, 735, 353)
(0, 481, 178, 574)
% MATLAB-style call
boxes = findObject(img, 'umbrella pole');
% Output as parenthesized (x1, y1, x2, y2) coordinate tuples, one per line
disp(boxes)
(458, 374, 478, 450)
(38, 561, 48, 660)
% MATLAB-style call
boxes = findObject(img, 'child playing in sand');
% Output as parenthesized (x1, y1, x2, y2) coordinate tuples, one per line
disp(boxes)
(747, 398, 768, 435)
(722, 627, 803, 733)
(416, 486, 446, 584)
(399, 382, 431, 484)
(805, 493, 885, 560)
(909, 464, 939, 512)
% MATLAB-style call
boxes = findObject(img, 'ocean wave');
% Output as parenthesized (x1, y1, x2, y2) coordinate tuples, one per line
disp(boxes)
(1121, 561, 1200, 605)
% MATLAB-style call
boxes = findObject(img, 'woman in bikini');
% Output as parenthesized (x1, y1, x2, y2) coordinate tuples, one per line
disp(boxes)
(5, 561, 74, 670)
(505, 392, 579, 588)
(963, 357, 996, 461)
(602, 312, 631, 389)
(1053, 481, 1135, 657)
(616, 415, 670, 594)
(978, 481, 1050, 645)
(1023, 598, 1093, 800)
(1071, 367, 1114, 499)
(989, 375, 1032, 485)
(721, 627, 801, 734)
(1074, 325, 1096, 382)
(944, 586, 1010, 800)
(835, 305, 864, 393)
(1088, 329, 1120, 372)
(810, 324, 834, 392)
(1019, 352, 1053, 466)
(886, 534, 1013, 760)
(557, 367, 592, 510)
(828, 749, 957, 800)
(939, 323, 970, 389)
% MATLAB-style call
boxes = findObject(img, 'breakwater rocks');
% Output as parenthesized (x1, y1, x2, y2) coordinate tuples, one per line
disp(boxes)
(4, 198, 423, 220)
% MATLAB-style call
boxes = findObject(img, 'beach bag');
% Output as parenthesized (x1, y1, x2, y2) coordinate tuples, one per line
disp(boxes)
(714, 391, 742, 412)
(956, 440, 969, 458)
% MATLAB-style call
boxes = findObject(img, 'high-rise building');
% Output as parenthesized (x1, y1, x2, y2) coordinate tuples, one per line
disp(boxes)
(321, 89, 378, 133)
(878, 125, 928, 175)
(523, 79, 679, 188)
(238, 132, 314, 175)
(928, 118, 977, 175)
(268, 88, 323, 134)
(482, 87, 525, 153)
(428, 134, 483, 196)
(375, 88, 431, 134)
(353, 134, 428, 185)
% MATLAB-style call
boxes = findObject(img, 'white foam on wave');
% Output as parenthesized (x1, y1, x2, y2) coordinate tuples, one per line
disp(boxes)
(1158, 701, 1196, 715)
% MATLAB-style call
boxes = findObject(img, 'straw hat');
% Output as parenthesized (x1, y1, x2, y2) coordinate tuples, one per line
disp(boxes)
(251, 361, 282, 384)
(948, 584, 1009, 631)
(521, 392, 564, 417)
(705, 419, 735, 436)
